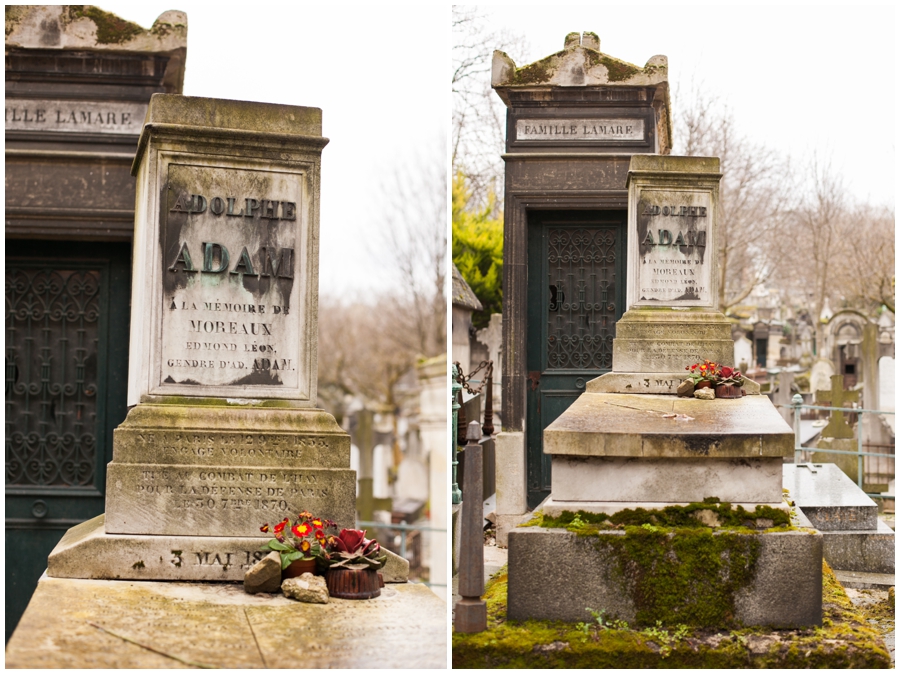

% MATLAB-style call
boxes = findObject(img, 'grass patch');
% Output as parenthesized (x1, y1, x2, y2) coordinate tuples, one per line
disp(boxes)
(453, 562, 891, 668)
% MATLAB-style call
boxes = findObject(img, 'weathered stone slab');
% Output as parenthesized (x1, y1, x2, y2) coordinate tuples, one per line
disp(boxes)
(48, 515, 409, 583)
(821, 520, 894, 574)
(613, 337, 735, 373)
(6, 574, 445, 668)
(106, 462, 356, 536)
(543, 393, 794, 459)
(551, 456, 784, 503)
(508, 526, 822, 627)
(784, 463, 879, 531)
(588, 371, 760, 395)
(111, 404, 350, 467)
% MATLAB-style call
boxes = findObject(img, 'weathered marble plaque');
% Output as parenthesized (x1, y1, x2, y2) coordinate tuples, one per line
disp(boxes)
(159, 161, 307, 393)
(106, 463, 356, 535)
(5, 98, 146, 134)
(635, 189, 711, 306)
(516, 118, 644, 141)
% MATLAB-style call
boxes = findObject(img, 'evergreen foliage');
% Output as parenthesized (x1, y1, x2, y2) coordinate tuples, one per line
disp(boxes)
(452, 172, 503, 328)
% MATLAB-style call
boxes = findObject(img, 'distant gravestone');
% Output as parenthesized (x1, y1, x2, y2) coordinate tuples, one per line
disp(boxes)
(47, 95, 365, 582)
(878, 356, 894, 412)
(810, 358, 836, 394)
(734, 334, 752, 373)
(395, 457, 429, 502)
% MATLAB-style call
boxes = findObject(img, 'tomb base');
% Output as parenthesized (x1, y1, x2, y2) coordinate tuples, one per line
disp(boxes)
(507, 525, 822, 627)
(47, 514, 410, 582)
(611, 310, 735, 373)
(537, 497, 788, 519)
(105, 403, 357, 536)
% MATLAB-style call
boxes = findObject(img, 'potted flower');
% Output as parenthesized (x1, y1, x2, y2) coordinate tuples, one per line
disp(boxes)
(682, 360, 745, 399)
(319, 528, 388, 599)
(684, 359, 720, 389)
(259, 511, 336, 578)
(712, 364, 745, 398)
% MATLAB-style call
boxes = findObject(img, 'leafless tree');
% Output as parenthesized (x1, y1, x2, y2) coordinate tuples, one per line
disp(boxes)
(673, 82, 797, 313)
(837, 204, 895, 314)
(452, 6, 527, 211)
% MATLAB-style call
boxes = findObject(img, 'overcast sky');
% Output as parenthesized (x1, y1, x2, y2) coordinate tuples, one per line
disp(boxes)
(92, 3, 893, 299)
(96, 3, 449, 298)
(475, 4, 896, 208)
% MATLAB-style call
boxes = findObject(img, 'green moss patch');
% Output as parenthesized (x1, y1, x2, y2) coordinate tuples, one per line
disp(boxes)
(68, 6, 143, 44)
(453, 563, 892, 668)
(530, 499, 792, 532)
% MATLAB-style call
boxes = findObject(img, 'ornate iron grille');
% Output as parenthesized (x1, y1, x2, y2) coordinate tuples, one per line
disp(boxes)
(5, 267, 101, 488)
(546, 227, 617, 370)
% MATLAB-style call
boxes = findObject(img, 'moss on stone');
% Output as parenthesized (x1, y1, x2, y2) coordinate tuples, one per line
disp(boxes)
(5, 6, 28, 37)
(68, 5, 143, 44)
(509, 58, 556, 86)
(532, 499, 792, 532)
(453, 563, 891, 668)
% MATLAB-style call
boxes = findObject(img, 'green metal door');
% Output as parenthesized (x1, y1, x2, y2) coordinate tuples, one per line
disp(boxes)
(5, 241, 131, 641)
(525, 211, 626, 509)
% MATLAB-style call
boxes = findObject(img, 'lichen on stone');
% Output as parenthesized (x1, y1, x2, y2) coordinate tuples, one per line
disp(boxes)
(68, 5, 143, 45)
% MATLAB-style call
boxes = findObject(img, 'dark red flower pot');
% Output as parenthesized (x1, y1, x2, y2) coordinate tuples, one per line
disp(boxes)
(695, 380, 713, 389)
(715, 383, 743, 399)
(325, 567, 381, 599)
(282, 558, 317, 579)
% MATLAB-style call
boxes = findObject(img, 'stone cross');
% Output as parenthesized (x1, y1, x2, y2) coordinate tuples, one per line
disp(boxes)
(815, 374, 860, 439)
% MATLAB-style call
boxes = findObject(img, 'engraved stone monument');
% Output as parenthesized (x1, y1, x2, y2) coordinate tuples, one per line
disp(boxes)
(47, 95, 367, 581)
(507, 147, 822, 627)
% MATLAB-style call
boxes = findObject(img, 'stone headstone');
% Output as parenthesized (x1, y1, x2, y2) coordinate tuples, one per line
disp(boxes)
(591, 155, 757, 395)
(734, 334, 752, 372)
(809, 358, 836, 394)
(48, 95, 362, 582)
(395, 457, 428, 502)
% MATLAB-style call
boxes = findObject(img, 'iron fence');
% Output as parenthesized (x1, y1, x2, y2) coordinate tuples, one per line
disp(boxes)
(357, 519, 447, 588)
(782, 395, 895, 501)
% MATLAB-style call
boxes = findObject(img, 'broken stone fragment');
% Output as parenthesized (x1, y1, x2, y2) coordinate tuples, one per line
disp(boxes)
(693, 387, 715, 400)
(676, 379, 695, 397)
(282, 573, 329, 604)
(243, 551, 282, 594)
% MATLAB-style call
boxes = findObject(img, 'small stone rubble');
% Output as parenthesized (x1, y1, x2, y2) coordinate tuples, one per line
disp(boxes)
(282, 573, 329, 604)
(243, 551, 281, 594)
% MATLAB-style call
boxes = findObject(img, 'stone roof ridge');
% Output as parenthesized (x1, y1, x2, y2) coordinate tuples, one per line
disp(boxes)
(452, 264, 483, 312)
(5, 6, 187, 53)
(492, 30, 667, 89)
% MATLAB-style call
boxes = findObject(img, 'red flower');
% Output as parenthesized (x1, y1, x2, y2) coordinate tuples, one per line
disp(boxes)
(273, 518, 289, 535)
(333, 528, 367, 553)
(311, 518, 324, 530)
(720, 366, 734, 378)
(260, 523, 270, 533)
(300, 539, 311, 553)
(298, 510, 313, 520)
(292, 522, 312, 538)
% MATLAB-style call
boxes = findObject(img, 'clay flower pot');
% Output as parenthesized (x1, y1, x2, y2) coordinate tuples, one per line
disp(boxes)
(695, 380, 713, 389)
(325, 567, 381, 599)
(715, 383, 743, 399)
(282, 558, 317, 579)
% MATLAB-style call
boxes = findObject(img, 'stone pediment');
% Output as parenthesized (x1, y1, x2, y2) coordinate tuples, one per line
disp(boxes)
(492, 32, 667, 90)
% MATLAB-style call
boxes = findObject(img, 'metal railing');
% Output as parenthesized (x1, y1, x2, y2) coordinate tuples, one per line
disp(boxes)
(783, 394, 895, 500)
(357, 520, 448, 588)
